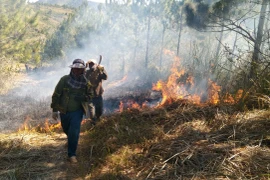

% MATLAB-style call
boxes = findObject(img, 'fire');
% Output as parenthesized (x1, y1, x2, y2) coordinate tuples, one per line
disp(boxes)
(116, 99, 150, 112)
(19, 116, 31, 131)
(18, 115, 100, 134)
(223, 93, 234, 104)
(107, 75, 128, 88)
(130, 101, 140, 109)
(152, 57, 202, 106)
(142, 101, 148, 108)
(187, 94, 201, 104)
(223, 89, 243, 104)
(18, 118, 62, 133)
(118, 101, 124, 112)
(152, 80, 169, 105)
(163, 49, 175, 56)
(112, 53, 244, 112)
(152, 57, 190, 105)
(113, 55, 243, 112)
(152, 56, 242, 106)
(208, 80, 221, 105)
(235, 89, 243, 101)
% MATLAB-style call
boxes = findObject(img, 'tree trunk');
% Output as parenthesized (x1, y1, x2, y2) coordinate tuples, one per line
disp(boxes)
(145, 15, 150, 68)
(232, 32, 238, 55)
(260, 1, 270, 54)
(212, 26, 224, 75)
(176, 8, 184, 57)
(215, 26, 224, 60)
(159, 23, 166, 68)
(249, 0, 268, 79)
(133, 22, 138, 62)
(225, 32, 238, 85)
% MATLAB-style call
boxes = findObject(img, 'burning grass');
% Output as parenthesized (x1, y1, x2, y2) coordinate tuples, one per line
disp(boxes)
(70, 102, 270, 179)
(0, 100, 270, 179)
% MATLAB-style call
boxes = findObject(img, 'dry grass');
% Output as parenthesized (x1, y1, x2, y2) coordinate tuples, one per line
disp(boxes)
(0, 58, 25, 95)
(0, 100, 270, 179)
(0, 93, 52, 133)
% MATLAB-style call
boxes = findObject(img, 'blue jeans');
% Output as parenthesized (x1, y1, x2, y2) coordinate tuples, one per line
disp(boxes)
(60, 109, 83, 157)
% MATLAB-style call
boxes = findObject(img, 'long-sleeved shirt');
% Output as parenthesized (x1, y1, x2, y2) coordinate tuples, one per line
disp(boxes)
(51, 75, 88, 114)
(85, 66, 108, 97)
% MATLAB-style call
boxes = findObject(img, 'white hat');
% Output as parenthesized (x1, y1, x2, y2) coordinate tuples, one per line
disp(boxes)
(69, 59, 86, 68)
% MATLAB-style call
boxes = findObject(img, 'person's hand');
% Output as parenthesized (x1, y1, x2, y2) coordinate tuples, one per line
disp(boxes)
(52, 111, 59, 121)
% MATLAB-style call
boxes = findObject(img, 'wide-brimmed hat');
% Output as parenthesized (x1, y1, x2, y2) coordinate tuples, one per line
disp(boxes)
(87, 59, 97, 64)
(69, 59, 86, 68)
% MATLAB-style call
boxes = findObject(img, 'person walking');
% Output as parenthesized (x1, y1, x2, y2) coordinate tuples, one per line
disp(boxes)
(51, 59, 92, 163)
(86, 56, 108, 125)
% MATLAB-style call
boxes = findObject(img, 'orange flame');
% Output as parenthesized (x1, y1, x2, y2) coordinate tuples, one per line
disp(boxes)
(107, 75, 128, 88)
(142, 101, 148, 108)
(117, 100, 147, 112)
(163, 49, 176, 56)
(118, 101, 124, 112)
(18, 116, 62, 133)
(223, 93, 235, 104)
(223, 89, 243, 104)
(152, 56, 242, 106)
(19, 116, 31, 131)
(208, 80, 221, 105)
(36, 119, 62, 133)
(235, 89, 243, 101)
(130, 101, 140, 110)
(152, 57, 198, 106)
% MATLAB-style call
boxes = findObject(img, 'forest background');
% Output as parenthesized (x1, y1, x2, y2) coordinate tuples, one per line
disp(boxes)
(1, 0, 270, 102)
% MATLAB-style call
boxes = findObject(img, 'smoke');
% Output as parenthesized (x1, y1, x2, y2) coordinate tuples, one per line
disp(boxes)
(212, 0, 246, 17)
(184, 0, 250, 30)
(0, 1, 234, 132)
(184, 2, 210, 30)
(7, 2, 214, 101)
(51, 3, 177, 99)
(8, 66, 68, 99)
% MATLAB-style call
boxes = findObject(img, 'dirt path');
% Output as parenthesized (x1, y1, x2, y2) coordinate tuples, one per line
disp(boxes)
(0, 130, 94, 179)
(49, 132, 94, 180)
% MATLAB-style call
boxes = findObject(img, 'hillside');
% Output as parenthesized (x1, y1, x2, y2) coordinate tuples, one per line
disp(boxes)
(37, 0, 86, 7)
(0, 100, 269, 179)
(0, 0, 74, 64)
(27, 3, 74, 37)
(0, 1, 74, 94)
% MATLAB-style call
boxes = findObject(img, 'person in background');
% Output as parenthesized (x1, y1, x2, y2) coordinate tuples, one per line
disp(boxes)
(51, 59, 92, 163)
(86, 56, 108, 125)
